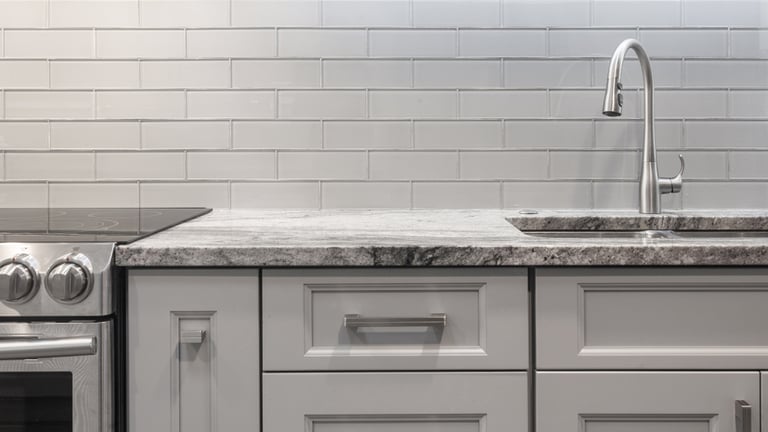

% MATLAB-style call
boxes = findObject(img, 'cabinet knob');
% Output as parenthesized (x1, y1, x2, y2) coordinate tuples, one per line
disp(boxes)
(736, 400, 751, 432)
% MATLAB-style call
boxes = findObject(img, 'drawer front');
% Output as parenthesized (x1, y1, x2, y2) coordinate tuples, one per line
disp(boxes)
(537, 268, 768, 369)
(264, 372, 527, 432)
(263, 268, 528, 371)
(538, 372, 759, 432)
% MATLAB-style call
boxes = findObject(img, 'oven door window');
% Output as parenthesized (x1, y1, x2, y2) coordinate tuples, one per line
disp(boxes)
(0, 372, 72, 432)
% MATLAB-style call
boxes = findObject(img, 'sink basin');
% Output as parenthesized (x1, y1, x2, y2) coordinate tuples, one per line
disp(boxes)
(520, 229, 768, 240)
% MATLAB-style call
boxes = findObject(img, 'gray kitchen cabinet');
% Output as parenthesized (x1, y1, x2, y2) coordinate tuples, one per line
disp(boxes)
(263, 372, 528, 432)
(537, 372, 759, 432)
(262, 268, 528, 371)
(127, 269, 260, 432)
(536, 268, 768, 369)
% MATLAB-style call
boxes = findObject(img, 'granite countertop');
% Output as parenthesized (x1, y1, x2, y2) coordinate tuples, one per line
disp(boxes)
(115, 209, 768, 267)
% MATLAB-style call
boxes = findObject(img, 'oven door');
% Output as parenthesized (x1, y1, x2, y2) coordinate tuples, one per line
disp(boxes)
(0, 321, 111, 432)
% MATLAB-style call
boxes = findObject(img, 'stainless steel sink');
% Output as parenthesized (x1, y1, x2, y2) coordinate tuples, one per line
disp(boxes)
(521, 229, 768, 240)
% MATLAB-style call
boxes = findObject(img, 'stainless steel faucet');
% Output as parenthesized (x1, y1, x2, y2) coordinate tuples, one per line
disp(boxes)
(602, 38, 684, 214)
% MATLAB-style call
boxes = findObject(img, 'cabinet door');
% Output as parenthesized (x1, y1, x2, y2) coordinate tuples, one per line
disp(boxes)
(264, 372, 527, 432)
(263, 268, 528, 371)
(537, 268, 768, 369)
(538, 372, 759, 432)
(128, 269, 260, 432)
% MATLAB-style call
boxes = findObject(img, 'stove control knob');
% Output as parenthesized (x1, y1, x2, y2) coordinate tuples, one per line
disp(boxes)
(0, 255, 39, 303)
(46, 253, 92, 304)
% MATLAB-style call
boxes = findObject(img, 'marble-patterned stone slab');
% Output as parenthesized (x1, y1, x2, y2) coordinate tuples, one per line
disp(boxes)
(115, 209, 768, 267)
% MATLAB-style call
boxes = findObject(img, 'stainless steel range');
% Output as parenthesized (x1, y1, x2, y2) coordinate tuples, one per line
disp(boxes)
(0, 208, 210, 432)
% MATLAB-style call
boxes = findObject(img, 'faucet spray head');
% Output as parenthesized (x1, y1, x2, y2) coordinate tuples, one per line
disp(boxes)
(602, 81, 623, 117)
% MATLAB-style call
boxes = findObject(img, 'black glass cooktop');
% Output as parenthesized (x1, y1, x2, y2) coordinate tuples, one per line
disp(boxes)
(0, 208, 211, 243)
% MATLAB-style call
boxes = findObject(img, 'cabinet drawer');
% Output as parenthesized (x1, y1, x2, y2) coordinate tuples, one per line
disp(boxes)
(536, 268, 768, 369)
(538, 372, 759, 432)
(264, 372, 527, 432)
(263, 268, 528, 371)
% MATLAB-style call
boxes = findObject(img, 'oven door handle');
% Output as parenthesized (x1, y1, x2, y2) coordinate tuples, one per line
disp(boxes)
(0, 336, 97, 360)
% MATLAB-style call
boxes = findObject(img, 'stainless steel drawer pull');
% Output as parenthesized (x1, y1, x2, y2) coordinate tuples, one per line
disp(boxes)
(0, 336, 96, 360)
(344, 313, 447, 329)
(180, 330, 206, 344)
(736, 400, 752, 432)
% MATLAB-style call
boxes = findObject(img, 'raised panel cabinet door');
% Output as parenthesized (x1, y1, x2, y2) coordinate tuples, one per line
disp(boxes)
(127, 269, 260, 432)
(538, 372, 759, 432)
(263, 372, 527, 432)
(536, 268, 768, 369)
(262, 268, 528, 371)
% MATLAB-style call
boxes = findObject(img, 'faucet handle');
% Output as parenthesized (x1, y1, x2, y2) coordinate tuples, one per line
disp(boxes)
(660, 154, 684, 194)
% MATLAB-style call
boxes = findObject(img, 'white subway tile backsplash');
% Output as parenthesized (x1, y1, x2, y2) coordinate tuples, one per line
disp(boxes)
(0, 184, 48, 208)
(460, 90, 547, 118)
(415, 121, 502, 149)
(322, 182, 411, 209)
(593, 0, 682, 27)
(233, 121, 321, 149)
(279, 90, 366, 119)
(50, 183, 139, 207)
(187, 29, 276, 58)
(96, 30, 186, 59)
(592, 182, 638, 209)
(231, 182, 320, 208)
(96, 91, 185, 119)
(683, 0, 766, 27)
(460, 151, 548, 179)
(369, 30, 457, 58)
(415, 60, 502, 89)
(0, 123, 49, 150)
(140, 61, 230, 89)
(323, 60, 411, 88)
(459, 30, 546, 58)
(658, 150, 726, 179)
(5, 30, 93, 58)
(0, 1, 47, 28)
(685, 61, 768, 88)
(5, 91, 93, 119)
(370, 151, 458, 180)
(730, 90, 768, 118)
(50, 121, 141, 149)
(322, 0, 410, 27)
(6, 153, 94, 180)
(139, 0, 229, 27)
(683, 182, 768, 209)
(413, 0, 501, 27)
(686, 121, 768, 148)
(140, 182, 230, 208)
(640, 30, 728, 57)
(233, 60, 320, 89)
(324, 121, 411, 149)
(729, 152, 768, 179)
(278, 29, 367, 57)
(549, 30, 637, 57)
(370, 91, 458, 119)
(504, 60, 591, 88)
(95, 152, 186, 180)
(731, 30, 768, 59)
(655, 90, 728, 118)
(0, 61, 49, 89)
(413, 182, 501, 209)
(50, 0, 138, 27)
(595, 120, 683, 149)
(550, 151, 638, 180)
(232, 0, 320, 26)
(505, 120, 594, 149)
(141, 121, 230, 149)
(51, 61, 140, 89)
(503, 0, 591, 27)
(503, 181, 592, 209)
(188, 91, 276, 119)
(187, 152, 276, 179)
(278, 151, 367, 179)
